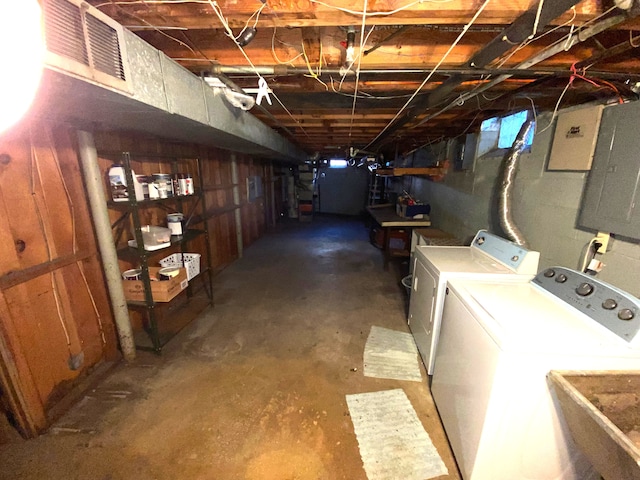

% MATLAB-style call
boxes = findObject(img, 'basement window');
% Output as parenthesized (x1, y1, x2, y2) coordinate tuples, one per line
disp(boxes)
(498, 110, 534, 148)
(329, 159, 348, 168)
(477, 110, 534, 157)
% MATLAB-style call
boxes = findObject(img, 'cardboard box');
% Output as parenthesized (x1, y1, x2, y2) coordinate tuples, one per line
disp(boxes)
(122, 267, 188, 303)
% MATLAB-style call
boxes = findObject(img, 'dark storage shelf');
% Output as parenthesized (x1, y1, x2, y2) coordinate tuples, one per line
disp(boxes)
(107, 192, 201, 209)
(376, 167, 444, 177)
(106, 151, 213, 353)
(133, 286, 211, 351)
(116, 229, 206, 259)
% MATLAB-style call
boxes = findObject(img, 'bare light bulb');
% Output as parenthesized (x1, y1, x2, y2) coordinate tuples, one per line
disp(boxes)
(0, 1, 45, 134)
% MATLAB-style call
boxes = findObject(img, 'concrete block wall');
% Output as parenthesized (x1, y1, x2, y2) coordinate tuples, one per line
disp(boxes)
(409, 109, 640, 296)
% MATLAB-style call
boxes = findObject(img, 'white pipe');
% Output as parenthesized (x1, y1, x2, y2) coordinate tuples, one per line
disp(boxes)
(76, 130, 136, 362)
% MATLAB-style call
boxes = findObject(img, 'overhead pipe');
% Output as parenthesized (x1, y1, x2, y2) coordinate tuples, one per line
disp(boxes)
(208, 64, 634, 80)
(413, 13, 629, 130)
(76, 131, 136, 362)
(499, 120, 534, 248)
(365, 0, 586, 148)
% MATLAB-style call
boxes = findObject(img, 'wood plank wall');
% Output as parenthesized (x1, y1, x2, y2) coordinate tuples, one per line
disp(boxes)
(0, 123, 275, 438)
(0, 122, 118, 437)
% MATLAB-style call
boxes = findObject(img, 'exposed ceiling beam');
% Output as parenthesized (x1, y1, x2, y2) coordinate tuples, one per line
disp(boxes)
(410, 13, 633, 133)
(210, 66, 639, 80)
(366, 0, 589, 149)
(93, 0, 598, 30)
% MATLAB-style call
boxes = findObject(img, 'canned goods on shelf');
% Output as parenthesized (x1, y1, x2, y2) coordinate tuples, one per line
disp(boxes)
(158, 267, 181, 280)
(173, 173, 194, 196)
(122, 268, 142, 280)
(152, 173, 173, 198)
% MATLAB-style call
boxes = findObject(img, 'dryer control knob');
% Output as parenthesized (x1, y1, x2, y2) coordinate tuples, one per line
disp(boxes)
(602, 298, 618, 310)
(576, 282, 594, 296)
(555, 274, 568, 283)
(544, 269, 555, 278)
(618, 309, 635, 321)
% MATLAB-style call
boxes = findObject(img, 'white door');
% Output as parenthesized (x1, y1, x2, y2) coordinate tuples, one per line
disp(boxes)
(408, 259, 436, 369)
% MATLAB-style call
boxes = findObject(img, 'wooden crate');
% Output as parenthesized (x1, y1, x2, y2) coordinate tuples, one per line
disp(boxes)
(122, 267, 188, 302)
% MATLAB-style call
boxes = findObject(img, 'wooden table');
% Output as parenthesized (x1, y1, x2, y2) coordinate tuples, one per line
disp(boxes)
(366, 204, 431, 270)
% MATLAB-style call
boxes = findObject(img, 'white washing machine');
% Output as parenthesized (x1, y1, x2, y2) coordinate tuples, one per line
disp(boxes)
(408, 230, 539, 375)
(431, 267, 640, 480)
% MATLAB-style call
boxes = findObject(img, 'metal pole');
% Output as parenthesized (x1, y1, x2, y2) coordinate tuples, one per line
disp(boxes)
(76, 130, 136, 362)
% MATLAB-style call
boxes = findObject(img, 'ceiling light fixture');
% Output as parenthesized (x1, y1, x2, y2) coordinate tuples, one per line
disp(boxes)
(0, 1, 45, 134)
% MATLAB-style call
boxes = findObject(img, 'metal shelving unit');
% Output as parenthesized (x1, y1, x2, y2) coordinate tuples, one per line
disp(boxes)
(107, 151, 213, 352)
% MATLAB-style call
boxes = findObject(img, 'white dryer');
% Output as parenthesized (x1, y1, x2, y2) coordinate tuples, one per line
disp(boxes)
(431, 267, 640, 480)
(408, 230, 539, 374)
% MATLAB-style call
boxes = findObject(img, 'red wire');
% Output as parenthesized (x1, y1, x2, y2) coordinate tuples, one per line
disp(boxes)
(569, 62, 624, 104)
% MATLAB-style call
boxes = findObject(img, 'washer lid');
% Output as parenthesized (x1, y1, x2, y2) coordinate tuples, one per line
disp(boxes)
(415, 246, 514, 275)
(448, 279, 640, 356)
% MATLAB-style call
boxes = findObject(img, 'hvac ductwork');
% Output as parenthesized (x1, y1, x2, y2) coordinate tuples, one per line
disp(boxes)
(498, 120, 534, 248)
(37, 0, 305, 162)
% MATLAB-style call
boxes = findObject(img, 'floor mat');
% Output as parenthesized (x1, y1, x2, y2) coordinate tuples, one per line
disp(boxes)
(363, 326, 422, 382)
(346, 389, 449, 480)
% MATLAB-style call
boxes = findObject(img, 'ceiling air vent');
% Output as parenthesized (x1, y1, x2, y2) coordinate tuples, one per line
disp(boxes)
(42, 0, 130, 92)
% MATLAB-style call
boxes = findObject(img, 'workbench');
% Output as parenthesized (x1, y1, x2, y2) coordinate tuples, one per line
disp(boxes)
(366, 204, 432, 270)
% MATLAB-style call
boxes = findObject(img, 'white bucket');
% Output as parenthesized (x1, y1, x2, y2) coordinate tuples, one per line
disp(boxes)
(167, 213, 184, 236)
(401, 274, 412, 296)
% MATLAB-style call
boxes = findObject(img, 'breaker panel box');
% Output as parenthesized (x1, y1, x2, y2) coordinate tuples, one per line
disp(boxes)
(548, 104, 603, 171)
(578, 101, 640, 239)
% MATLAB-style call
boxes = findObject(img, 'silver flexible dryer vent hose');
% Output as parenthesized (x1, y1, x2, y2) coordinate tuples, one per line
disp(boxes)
(498, 120, 534, 248)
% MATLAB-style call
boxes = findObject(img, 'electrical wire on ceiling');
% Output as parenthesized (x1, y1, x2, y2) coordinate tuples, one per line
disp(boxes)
(301, 37, 329, 90)
(348, 0, 369, 143)
(308, 0, 455, 17)
(408, 4, 623, 135)
(536, 62, 624, 135)
(206, 0, 311, 138)
(271, 27, 304, 66)
(329, 79, 432, 100)
(529, 0, 545, 39)
(494, 6, 578, 69)
(363, 0, 492, 151)
(495, 4, 620, 70)
(105, 0, 310, 139)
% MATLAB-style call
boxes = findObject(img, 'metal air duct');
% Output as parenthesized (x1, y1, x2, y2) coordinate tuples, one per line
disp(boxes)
(498, 120, 534, 247)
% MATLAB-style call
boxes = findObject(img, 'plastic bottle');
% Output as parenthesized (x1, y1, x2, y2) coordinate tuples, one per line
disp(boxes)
(108, 164, 144, 202)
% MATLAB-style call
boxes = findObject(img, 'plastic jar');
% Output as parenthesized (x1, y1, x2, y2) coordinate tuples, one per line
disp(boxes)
(167, 212, 184, 236)
(152, 173, 173, 198)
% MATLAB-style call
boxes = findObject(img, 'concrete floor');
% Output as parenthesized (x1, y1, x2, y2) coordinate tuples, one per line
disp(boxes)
(0, 215, 461, 480)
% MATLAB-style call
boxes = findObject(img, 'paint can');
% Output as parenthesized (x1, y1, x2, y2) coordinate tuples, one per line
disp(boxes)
(122, 268, 142, 280)
(179, 173, 194, 195)
(158, 267, 181, 280)
(167, 212, 184, 236)
(172, 173, 194, 196)
(152, 173, 173, 198)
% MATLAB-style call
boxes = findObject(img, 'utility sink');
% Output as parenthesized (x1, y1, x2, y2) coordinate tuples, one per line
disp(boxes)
(549, 371, 640, 480)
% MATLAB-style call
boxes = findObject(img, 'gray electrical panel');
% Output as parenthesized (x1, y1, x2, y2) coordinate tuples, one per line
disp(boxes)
(578, 101, 640, 239)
